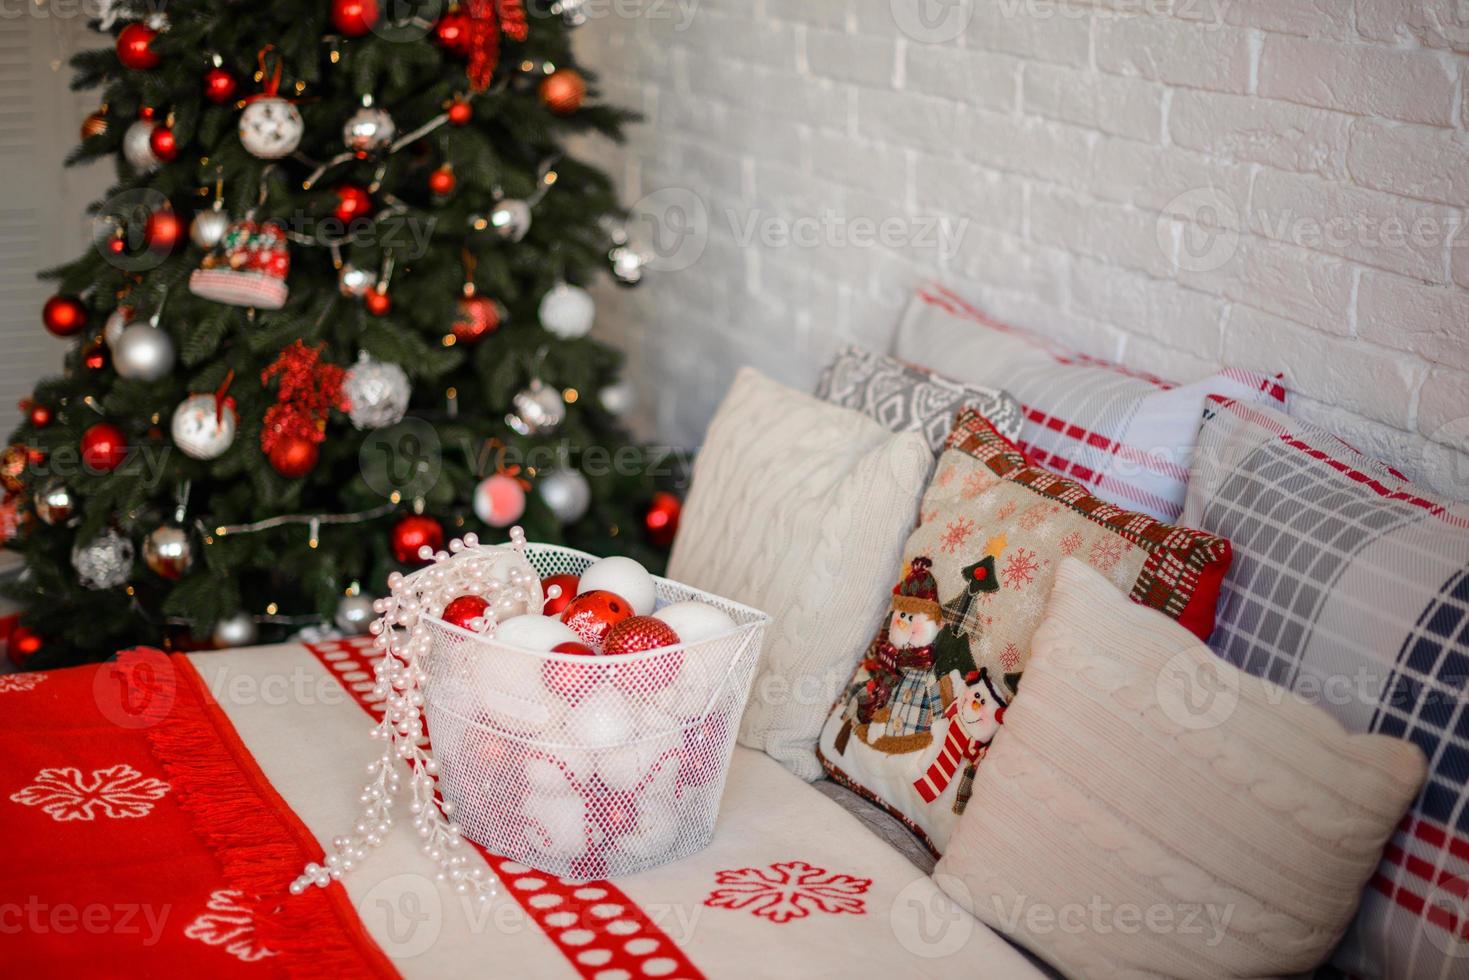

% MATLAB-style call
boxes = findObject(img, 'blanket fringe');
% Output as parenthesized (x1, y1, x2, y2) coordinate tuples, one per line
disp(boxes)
(135, 650, 396, 978)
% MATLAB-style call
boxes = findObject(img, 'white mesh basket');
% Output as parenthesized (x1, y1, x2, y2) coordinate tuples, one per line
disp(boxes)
(422, 544, 769, 881)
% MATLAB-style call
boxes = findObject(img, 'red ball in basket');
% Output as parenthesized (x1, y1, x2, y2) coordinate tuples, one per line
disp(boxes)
(604, 616, 682, 693)
(443, 594, 489, 630)
(540, 574, 579, 616)
(560, 590, 633, 648)
(543, 640, 600, 704)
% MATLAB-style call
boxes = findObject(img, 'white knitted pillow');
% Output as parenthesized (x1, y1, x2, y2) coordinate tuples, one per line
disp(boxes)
(936, 559, 1426, 979)
(669, 368, 933, 781)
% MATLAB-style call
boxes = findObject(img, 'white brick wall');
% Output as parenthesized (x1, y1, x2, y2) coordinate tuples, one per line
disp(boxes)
(574, 0, 1469, 497)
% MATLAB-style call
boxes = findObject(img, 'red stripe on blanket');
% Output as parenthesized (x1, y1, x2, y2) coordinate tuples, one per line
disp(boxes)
(305, 637, 705, 980)
(1022, 405, 1192, 483)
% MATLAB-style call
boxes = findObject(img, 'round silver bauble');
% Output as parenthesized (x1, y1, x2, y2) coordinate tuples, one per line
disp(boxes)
(506, 379, 565, 436)
(112, 322, 176, 381)
(71, 528, 134, 590)
(334, 593, 376, 635)
(190, 205, 231, 250)
(34, 480, 76, 526)
(122, 120, 161, 173)
(212, 611, 259, 648)
(342, 106, 396, 155)
(487, 198, 532, 242)
(538, 282, 595, 339)
(538, 467, 591, 524)
(142, 524, 193, 579)
(338, 263, 373, 297)
(343, 354, 411, 430)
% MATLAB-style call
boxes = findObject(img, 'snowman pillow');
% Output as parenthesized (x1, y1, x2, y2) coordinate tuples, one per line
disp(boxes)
(817, 408, 1233, 855)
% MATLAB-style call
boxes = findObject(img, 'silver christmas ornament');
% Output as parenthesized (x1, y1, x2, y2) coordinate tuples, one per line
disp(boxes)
(171, 393, 238, 460)
(190, 202, 230, 250)
(337, 262, 373, 297)
(212, 611, 259, 648)
(143, 524, 192, 579)
(609, 244, 645, 286)
(506, 378, 566, 436)
(72, 528, 134, 590)
(103, 308, 130, 349)
(553, 0, 588, 26)
(538, 282, 595, 339)
(122, 119, 162, 173)
(334, 593, 376, 634)
(239, 97, 304, 159)
(599, 379, 634, 416)
(487, 198, 532, 242)
(343, 353, 411, 430)
(112, 322, 176, 381)
(342, 105, 396, 156)
(538, 467, 591, 524)
(34, 480, 75, 526)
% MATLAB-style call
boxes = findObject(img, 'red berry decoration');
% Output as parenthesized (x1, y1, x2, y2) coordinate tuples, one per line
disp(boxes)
(267, 433, 318, 478)
(644, 491, 682, 548)
(541, 640, 600, 704)
(442, 594, 490, 630)
(203, 67, 238, 104)
(447, 98, 472, 126)
(560, 590, 633, 650)
(433, 12, 472, 54)
(428, 165, 456, 196)
(42, 295, 87, 337)
(391, 514, 444, 565)
(148, 125, 178, 161)
(80, 422, 128, 472)
(330, 0, 379, 36)
(364, 286, 392, 316)
(144, 209, 182, 252)
(116, 23, 161, 70)
(540, 574, 580, 616)
(7, 625, 43, 668)
(331, 183, 373, 223)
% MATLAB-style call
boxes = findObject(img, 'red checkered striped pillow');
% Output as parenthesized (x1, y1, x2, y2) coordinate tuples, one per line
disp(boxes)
(893, 282, 1288, 523)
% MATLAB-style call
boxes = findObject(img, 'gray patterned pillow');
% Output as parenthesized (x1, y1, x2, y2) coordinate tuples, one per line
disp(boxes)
(815, 345, 1023, 452)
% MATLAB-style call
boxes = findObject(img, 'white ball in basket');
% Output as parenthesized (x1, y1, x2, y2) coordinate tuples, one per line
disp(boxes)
(652, 601, 737, 644)
(526, 756, 577, 796)
(475, 652, 548, 735)
(523, 790, 587, 860)
(494, 613, 582, 651)
(579, 556, 656, 616)
(568, 686, 634, 747)
(597, 709, 679, 792)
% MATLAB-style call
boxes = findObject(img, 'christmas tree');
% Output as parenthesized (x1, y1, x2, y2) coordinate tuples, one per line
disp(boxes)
(5, 0, 675, 669)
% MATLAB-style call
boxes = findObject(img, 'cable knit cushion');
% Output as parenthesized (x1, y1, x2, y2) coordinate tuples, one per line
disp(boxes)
(668, 368, 933, 781)
(894, 282, 1288, 522)
(814, 344, 1024, 453)
(936, 558, 1427, 980)
(817, 410, 1233, 856)
(1184, 395, 1469, 980)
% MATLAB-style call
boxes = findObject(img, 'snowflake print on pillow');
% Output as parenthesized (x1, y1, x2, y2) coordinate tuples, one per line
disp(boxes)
(0, 672, 47, 693)
(10, 763, 171, 821)
(818, 409, 1232, 855)
(704, 861, 871, 923)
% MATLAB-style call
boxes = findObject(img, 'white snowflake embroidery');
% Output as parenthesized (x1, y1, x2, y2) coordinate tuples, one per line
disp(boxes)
(705, 861, 871, 924)
(185, 890, 275, 963)
(10, 764, 171, 822)
(0, 672, 47, 693)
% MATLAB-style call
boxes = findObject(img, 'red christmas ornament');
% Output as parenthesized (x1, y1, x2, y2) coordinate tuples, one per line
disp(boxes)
(331, 183, 373, 223)
(145, 209, 182, 251)
(541, 640, 600, 704)
(434, 12, 472, 54)
(585, 778, 639, 846)
(391, 514, 445, 564)
(7, 625, 43, 668)
(428, 165, 456, 196)
(267, 433, 318, 478)
(447, 98, 473, 126)
(81, 422, 128, 472)
(541, 574, 580, 616)
(83, 338, 108, 372)
(203, 67, 238, 104)
(330, 0, 379, 36)
(560, 590, 633, 649)
(539, 69, 586, 115)
(443, 594, 490, 630)
(451, 294, 501, 343)
(603, 615, 680, 657)
(42, 295, 87, 337)
(364, 286, 392, 316)
(116, 23, 161, 70)
(644, 491, 682, 548)
(148, 125, 178, 161)
(27, 404, 51, 428)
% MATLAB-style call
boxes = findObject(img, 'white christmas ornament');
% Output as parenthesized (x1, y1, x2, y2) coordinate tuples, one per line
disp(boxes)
(122, 119, 162, 172)
(337, 262, 373, 297)
(212, 611, 259, 647)
(579, 555, 656, 616)
(537, 468, 590, 525)
(652, 601, 736, 644)
(522, 790, 587, 861)
(506, 379, 565, 436)
(599, 379, 634, 415)
(171, 393, 238, 460)
(493, 613, 581, 652)
(103, 308, 130, 349)
(487, 198, 532, 241)
(72, 528, 134, 589)
(334, 593, 376, 634)
(567, 686, 634, 747)
(239, 98, 304, 159)
(525, 756, 577, 796)
(113, 322, 176, 381)
(190, 202, 231, 250)
(538, 282, 594, 339)
(344, 353, 410, 430)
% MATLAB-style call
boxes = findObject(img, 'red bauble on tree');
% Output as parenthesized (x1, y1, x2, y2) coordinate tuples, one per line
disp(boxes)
(7, 624, 43, 668)
(203, 67, 238, 104)
(391, 515, 444, 565)
(42, 295, 87, 337)
(148, 125, 178, 161)
(145, 208, 182, 252)
(364, 286, 392, 316)
(452, 294, 501, 343)
(81, 422, 128, 473)
(644, 491, 682, 548)
(27, 404, 52, 428)
(267, 434, 318, 478)
(447, 98, 473, 126)
(433, 12, 472, 55)
(117, 23, 161, 70)
(428, 165, 456, 196)
(330, 0, 379, 36)
(540, 69, 586, 115)
(442, 594, 489, 630)
(331, 183, 373, 223)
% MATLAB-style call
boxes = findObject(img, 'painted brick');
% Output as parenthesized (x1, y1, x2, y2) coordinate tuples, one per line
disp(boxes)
(1223, 0, 1351, 39)
(1090, 137, 1253, 216)
(1418, 368, 1469, 444)
(1023, 62, 1164, 142)
(809, 131, 908, 198)
(905, 45, 1020, 113)
(1358, 271, 1469, 372)
(806, 28, 897, 88)
(1168, 90, 1352, 180)
(1258, 35, 1459, 126)
(1068, 257, 1227, 352)
(965, 4, 1093, 68)
(1176, 234, 1356, 337)
(913, 155, 1027, 235)
(1095, 16, 1253, 93)
(1030, 186, 1175, 277)
(1347, 120, 1469, 208)
(1357, 0, 1469, 53)
(856, 87, 961, 149)
(965, 113, 1096, 187)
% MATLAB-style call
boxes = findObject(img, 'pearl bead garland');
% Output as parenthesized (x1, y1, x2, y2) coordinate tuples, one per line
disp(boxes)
(291, 527, 547, 903)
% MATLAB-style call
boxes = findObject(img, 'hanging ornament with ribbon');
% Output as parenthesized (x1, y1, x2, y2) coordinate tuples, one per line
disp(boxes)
(464, 0, 528, 92)
(239, 46, 303, 159)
